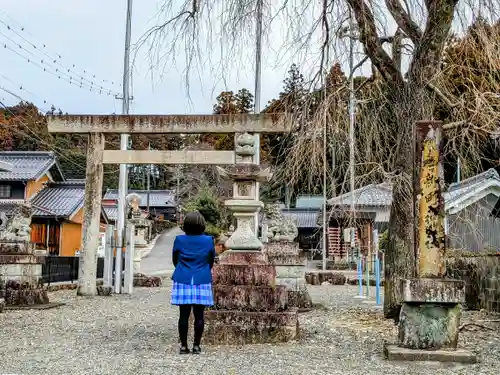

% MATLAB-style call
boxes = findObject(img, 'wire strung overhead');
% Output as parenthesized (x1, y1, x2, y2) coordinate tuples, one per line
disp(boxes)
(0, 76, 62, 115)
(0, 12, 121, 97)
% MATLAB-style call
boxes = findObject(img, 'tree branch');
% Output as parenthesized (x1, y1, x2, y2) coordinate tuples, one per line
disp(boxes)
(392, 28, 404, 73)
(384, 0, 423, 43)
(346, 0, 403, 85)
(409, 0, 459, 80)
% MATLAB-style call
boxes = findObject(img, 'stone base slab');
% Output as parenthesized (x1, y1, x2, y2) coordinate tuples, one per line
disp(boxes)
(267, 254, 305, 266)
(384, 345, 477, 364)
(213, 285, 287, 311)
(264, 241, 299, 255)
(0, 254, 45, 264)
(275, 265, 305, 279)
(288, 290, 313, 309)
(4, 302, 65, 311)
(213, 264, 276, 286)
(276, 277, 307, 290)
(305, 271, 346, 285)
(0, 287, 49, 306)
(398, 302, 461, 349)
(204, 309, 299, 345)
(133, 273, 162, 287)
(401, 278, 465, 303)
(218, 250, 267, 265)
(0, 241, 32, 254)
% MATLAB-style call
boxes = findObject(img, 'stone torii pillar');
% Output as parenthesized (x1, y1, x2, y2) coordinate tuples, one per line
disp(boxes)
(385, 120, 476, 363)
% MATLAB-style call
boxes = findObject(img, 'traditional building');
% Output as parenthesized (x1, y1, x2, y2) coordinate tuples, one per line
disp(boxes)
(0, 152, 107, 256)
(101, 189, 177, 223)
(327, 169, 500, 256)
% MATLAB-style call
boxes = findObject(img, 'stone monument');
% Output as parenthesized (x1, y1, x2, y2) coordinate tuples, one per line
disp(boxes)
(263, 203, 312, 309)
(384, 120, 476, 363)
(0, 204, 49, 308)
(204, 133, 299, 344)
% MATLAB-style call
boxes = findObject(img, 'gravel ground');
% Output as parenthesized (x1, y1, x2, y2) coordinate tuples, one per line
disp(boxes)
(0, 282, 499, 375)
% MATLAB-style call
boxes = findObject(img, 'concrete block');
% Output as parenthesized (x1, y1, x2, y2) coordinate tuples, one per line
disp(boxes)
(384, 345, 477, 364)
(398, 302, 461, 349)
(401, 278, 465, 303)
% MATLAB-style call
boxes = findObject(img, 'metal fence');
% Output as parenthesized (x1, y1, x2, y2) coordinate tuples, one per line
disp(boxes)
(41, 255, 125, 286)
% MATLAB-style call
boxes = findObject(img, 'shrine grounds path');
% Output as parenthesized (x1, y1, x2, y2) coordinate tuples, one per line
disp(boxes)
(0, 284, 499, 375)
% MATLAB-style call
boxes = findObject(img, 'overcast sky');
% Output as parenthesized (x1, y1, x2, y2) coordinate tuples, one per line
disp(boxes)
(0, 0, 299, 115)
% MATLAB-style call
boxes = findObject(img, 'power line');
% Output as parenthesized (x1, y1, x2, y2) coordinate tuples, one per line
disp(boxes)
(0, 11, 121, 93)
(1, 37, 117, 96)
(0, 72, 61, 113)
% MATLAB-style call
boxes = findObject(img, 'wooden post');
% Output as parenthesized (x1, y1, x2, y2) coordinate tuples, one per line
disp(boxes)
(77, 132, 105, 296)
(123, 224, 135, 294)
(103, 224, 114, 288)
(415, 120, 446, 278)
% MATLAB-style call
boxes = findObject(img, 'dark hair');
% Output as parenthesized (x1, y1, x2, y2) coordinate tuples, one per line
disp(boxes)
(182, 211, 206, 235)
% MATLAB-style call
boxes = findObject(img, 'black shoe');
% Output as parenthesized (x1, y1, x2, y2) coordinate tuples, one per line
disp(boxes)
(179, 346, 190, 354)
(192, 345, 201, 354)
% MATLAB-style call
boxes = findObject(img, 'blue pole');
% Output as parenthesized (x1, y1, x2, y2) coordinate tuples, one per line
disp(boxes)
(357, 257, 363, 296)
(375, 257, 381, 305)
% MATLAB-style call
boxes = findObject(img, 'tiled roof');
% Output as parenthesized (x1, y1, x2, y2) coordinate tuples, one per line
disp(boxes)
(326, 168, 500, 211)
(282, 208, 320, 228)
(260, 208, 320, 229)
(102, 206, 118, 221)
(103, 189, 176, 207)
(327, 183, 393, 207)
(0, 160, 12, 172)
(0, 151, 60, 181)
(444, 168, 500, 207)
(30, 182, 85, 218)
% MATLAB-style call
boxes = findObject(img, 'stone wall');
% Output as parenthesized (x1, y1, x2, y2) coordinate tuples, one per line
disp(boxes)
(446, 254, 500, 313)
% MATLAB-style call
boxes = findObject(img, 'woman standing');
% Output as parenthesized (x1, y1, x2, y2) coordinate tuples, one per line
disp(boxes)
(171, 211, 216, 354)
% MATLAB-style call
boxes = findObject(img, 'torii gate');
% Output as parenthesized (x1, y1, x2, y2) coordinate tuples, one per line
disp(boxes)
(47, 114, 288, 296)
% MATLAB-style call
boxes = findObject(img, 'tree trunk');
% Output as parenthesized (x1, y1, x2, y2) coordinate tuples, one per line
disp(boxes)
(383, 84, 433, 320)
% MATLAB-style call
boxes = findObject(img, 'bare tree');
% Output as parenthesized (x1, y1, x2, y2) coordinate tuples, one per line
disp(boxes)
(137, 0, 500, 319)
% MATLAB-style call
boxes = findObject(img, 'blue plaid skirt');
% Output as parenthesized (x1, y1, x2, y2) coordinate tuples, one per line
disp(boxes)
(171, 281, 214, 306)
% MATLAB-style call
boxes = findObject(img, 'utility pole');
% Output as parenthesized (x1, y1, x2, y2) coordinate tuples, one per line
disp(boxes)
(115, 0, 133, 294)
(348, 7, 357, 255)
(331, 143, 336, 197)
(321, 20, 331, 271)
(253, 0, 263, 236)
(146, 143, 151, 214)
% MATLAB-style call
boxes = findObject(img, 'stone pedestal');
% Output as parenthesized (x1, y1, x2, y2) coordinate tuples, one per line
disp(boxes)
(264, 242, 312, 309)
(0, 241, 49, 307)
(205, 133, 299, 344)
(385, 278, 477, 363)
(204, 251, 299, 344)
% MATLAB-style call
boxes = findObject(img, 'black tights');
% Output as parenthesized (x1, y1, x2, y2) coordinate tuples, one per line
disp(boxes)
(178, 304, 205, 347)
